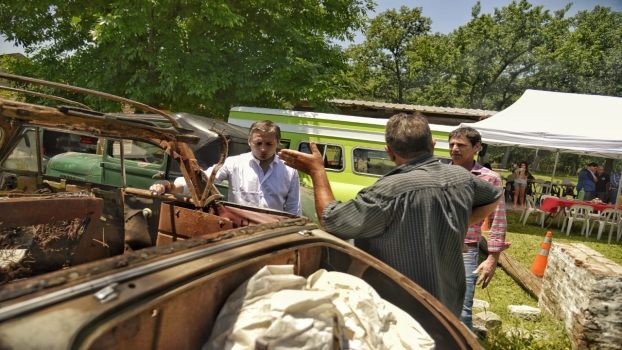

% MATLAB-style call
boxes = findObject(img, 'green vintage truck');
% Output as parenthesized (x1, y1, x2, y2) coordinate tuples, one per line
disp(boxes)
(43, 113, 251, 191)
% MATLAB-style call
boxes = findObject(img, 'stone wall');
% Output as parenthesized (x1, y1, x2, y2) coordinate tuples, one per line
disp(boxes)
(539, 243, 622, 349)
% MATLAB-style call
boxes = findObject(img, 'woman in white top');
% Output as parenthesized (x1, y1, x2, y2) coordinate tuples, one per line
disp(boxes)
(513, 162, 530, 208)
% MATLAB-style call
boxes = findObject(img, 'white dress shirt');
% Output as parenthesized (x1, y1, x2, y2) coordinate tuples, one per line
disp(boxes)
(174, 152, 301, 215)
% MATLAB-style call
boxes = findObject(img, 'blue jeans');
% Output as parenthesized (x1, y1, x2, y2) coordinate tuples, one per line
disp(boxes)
(461, 247, 478, 331)
(609, 189, 619, 204)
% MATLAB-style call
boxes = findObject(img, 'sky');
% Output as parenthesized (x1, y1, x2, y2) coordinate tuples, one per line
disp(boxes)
(1, 0, 621, 55)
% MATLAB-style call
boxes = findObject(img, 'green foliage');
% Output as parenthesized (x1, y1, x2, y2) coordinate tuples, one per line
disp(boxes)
(348, 0, 622, 111)
(413, 0, 560, 110)
(535, 6, 622, 95)
(345, 6, 431, 103)
(0, 0, 374, 117)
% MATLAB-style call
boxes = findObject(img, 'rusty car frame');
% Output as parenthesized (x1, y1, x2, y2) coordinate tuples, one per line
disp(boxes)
(0, 73, 482, 349)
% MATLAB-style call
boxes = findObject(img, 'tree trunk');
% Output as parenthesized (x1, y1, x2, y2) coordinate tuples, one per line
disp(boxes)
(479, 238, 542, 299)
(531, 155, 540, 172)
(604, 158, 614, 174)
(497, 251, 542, 299)
(501, 146, 511, 168)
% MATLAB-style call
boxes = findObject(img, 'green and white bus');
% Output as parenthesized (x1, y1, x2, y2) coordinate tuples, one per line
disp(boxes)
(229, 107, 455, 203)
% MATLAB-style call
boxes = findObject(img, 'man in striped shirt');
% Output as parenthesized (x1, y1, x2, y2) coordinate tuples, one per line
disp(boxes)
(608, 168, 621, 204)
(278, 113, 503, 317)
(449, 127, 511, 330)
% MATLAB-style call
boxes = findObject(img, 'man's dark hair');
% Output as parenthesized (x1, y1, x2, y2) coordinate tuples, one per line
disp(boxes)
(588, 162, 598, 167)
(448, 126, 481, 146)
(385, 113, 432, 159)
(249, 120, 281, 141)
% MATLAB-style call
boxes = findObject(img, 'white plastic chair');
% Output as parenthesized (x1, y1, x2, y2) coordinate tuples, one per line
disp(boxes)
(588, 208, 619, 240)
(531, 179, 546, 202)
(556, 204, 571, 228)
(561, 204, 593, 236)
(522, 195, 546, 227)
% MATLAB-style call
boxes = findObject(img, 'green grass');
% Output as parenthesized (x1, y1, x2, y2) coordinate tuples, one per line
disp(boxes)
(496, 169, 578, 184)
(504, 209, 622, 266)
(473, 210, 622, 349)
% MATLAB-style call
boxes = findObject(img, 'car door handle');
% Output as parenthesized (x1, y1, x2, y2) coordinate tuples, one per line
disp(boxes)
(152, 171, 165, 178)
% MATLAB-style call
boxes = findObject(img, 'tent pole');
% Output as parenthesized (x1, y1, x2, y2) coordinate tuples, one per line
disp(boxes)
(550, 150, 560, 195)
(609, 181, 621, 245)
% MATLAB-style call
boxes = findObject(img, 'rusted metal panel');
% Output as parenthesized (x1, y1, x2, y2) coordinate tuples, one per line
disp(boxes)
(0, 195, 103, 228)
(0, 218, 314, 302)
(296, 245, 323, 278)
(0, 86, 93, 110)
(15, 175, 38, 193)
(0, 100, 200, 145)
(157, 202, 234, 243)
(86, 308, 158, 350)
(0, 229, 481, 349)
(0, 194, 105, 283)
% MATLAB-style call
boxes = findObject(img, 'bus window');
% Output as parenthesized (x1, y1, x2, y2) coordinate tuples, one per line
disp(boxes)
(353, 147, 396, 176)
(297, 142, 344, 171)
(279, 139, 291, 150)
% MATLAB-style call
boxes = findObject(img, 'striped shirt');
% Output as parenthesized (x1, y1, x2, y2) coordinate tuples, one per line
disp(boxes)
(322, 155, 502, 316)
(611, 172, 621, 189)
(467, 162, 510, 253)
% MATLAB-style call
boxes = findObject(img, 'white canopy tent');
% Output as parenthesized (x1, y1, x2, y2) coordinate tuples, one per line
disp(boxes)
(461, 89, 622, 243)
(462, 89, 622, 158)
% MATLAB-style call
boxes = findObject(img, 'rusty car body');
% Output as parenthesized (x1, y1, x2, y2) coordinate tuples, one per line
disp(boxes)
(0, 73, 482, 349)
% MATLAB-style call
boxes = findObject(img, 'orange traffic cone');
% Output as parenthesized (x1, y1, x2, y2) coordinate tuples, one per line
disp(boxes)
(530, 231, 553, 277)
(481, 217, 490, 233)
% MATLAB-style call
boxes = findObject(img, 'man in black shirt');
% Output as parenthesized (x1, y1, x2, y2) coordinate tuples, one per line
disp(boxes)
(595, 165, 610, 202)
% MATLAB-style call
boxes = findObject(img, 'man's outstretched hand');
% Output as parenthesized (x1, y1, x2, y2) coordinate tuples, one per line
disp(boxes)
(149, 180, 170, 196)
(278, 142, 325, 175)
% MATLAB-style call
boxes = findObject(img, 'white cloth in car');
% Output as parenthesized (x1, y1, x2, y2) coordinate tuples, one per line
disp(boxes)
(204, 265, 434, 350)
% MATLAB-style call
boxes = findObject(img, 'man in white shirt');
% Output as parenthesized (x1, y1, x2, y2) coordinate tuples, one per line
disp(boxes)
(149, 120, 301, 215)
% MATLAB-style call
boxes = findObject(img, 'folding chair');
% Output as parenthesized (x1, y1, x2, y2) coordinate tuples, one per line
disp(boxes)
(522, 195, 546, 227)
(588, 208, 618, 240)
(561, 204, 593, 236)
(561, 179, 575, 199)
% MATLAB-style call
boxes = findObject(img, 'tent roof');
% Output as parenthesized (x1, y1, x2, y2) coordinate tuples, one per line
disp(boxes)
(461, 89, 622, 158)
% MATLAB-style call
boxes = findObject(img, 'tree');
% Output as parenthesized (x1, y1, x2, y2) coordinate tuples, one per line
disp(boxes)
(0, 0, 374, 117)
(345, 6, 431, 103)
(535, 6, 622, 96)
(456, 0, 556, 110)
